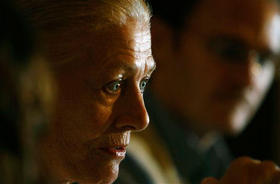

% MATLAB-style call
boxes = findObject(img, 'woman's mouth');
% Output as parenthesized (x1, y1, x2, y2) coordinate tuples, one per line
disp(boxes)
(94, 132, 130, 158)
(99, 146, 127, 157)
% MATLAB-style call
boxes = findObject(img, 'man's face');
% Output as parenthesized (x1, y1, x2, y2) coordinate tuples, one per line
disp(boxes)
(42, 20, 155, 183)
(161, 0, 280, 135)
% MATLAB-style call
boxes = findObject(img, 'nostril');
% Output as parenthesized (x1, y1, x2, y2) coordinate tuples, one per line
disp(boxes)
(114, 114, 149, 132)
(120, 125, 136, 131)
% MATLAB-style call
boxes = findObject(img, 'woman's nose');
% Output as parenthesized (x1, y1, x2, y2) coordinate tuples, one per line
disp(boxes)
(114, 86, 149, 132)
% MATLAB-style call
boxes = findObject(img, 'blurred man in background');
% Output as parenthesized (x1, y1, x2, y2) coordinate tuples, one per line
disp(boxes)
(117, 0, 280, 183)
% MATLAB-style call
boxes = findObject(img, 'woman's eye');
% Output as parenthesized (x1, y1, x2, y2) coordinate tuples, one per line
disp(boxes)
(103, 80, 122, 95)
(139, 78, 150, 93)
(256, 52, 272, 66)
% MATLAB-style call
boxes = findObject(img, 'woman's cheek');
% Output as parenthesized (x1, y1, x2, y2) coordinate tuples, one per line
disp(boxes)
(88, 102, 115, 135)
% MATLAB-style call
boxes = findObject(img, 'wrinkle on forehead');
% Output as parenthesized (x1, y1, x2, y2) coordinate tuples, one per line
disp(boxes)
(129, 30, 151, 52)
(96, 21, 151, 53)
(108, 23, 152, 60)
(87, 21, 154, 78)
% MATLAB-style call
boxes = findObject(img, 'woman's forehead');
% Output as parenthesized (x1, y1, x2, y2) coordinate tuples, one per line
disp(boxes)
(45, 20, 149, 67)
(54, 22, 153, 76)
(86, 22, 151, 61)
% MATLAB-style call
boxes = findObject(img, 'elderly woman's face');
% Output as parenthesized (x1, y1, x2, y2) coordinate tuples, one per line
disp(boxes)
(42, 20, 155, 183)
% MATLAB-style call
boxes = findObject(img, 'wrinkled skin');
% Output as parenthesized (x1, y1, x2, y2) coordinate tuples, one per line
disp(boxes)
(201, 157, 280, 184)
(39, 20, 155, 184)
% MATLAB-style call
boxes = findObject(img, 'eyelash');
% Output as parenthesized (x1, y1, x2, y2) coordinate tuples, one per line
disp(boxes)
(103, 79, 123, 95)
(103, 77, 150, 96)
(139, 77, 150, 93)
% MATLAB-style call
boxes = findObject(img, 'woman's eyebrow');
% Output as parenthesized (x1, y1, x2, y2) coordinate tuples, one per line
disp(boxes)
(147, 59, 156, 75)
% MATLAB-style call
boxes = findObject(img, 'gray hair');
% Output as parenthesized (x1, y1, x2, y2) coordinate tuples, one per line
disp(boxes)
(18, 0, 151, 32)
(16, 0, 152, 65)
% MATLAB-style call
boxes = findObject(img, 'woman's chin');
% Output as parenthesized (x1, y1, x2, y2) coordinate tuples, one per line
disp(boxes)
(99, 162, 119, 184)
(76, 159, 120, 184)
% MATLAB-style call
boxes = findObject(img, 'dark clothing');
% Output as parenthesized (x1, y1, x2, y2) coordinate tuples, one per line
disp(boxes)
(116, 92, 233, 184)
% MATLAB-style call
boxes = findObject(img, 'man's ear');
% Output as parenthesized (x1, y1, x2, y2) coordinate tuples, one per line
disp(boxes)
(151, 17, 175, 62)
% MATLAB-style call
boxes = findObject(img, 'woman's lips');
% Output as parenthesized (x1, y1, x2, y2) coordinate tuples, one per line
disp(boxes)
(99, 146, 127, 157)
(92, 131, 130, 157)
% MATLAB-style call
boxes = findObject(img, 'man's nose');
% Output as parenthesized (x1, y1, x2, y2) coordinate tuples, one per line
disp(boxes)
(114, 86, 149, 132)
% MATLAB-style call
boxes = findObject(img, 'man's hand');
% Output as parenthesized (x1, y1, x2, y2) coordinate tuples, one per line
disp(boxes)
(201, 157, 280, 184)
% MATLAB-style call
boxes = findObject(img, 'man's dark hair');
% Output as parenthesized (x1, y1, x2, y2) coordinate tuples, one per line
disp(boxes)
(149, 0, 280, 30)
(148, 0, 201, 29)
